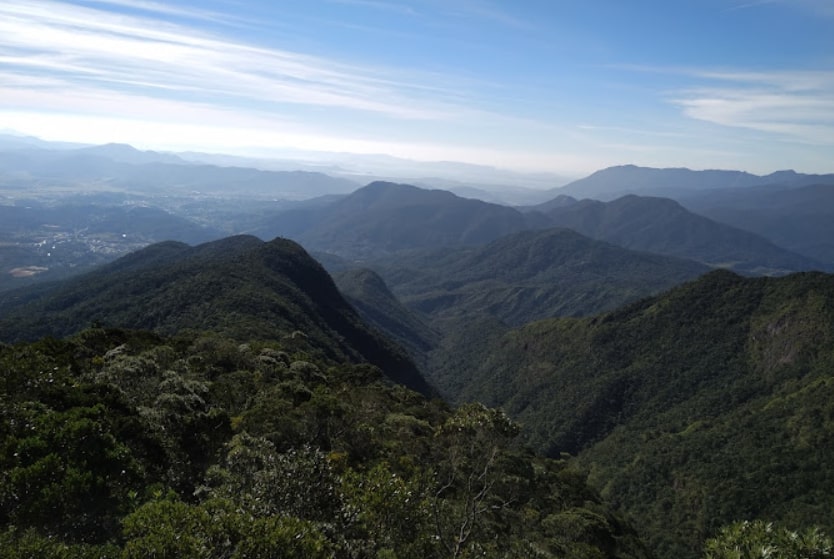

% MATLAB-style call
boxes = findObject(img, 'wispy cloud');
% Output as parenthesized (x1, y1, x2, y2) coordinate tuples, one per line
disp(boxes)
(726, 0, 834, 17)
(0, 0, 467, 123)
(326, 0, 419, 17)
(725, 0, 780, 12)
(75, 0, 253, 26)
(0, 0, 564, 170)
(673, 70, 834, 144)
(442, 0, 534, 30)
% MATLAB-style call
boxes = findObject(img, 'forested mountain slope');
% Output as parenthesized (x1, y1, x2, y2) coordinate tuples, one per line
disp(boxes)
(333, 267, 439, 370)
(344, 227, 708, 402)
(0, 235, 431, 394)
(0, 327, 653, 558)
(458, 269, 834, 558)
(371, 227, 709, 328)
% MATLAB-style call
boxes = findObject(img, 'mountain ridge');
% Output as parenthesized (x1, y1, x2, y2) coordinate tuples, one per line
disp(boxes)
(256, 180, 551, 258)
(555, 164, 834, 201)
(535, 193, 826, 274)
(0, 235, 433, 395)
(372, 226, 710, 326)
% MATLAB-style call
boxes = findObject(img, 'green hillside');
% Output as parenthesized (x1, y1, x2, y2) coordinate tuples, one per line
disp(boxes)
(4, 230, 833, 558)
(355, 227, 706, 401)
(333, 268, 439, 370)
(459, 270, 834, 558)
(0, 235, 431, 395)
(0, 326, 651, 558)
(373, 227, 709, 327)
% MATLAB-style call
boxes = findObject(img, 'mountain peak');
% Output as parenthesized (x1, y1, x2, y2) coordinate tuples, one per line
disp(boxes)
(335, 181, 462, 215)
(364, 180, 421, 190)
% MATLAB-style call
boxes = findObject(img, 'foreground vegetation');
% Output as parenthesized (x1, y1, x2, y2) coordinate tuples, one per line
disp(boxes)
(0, 327, 651, 558)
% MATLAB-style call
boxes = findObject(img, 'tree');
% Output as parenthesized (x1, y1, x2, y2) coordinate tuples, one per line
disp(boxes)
(0, 402, 145, 543)
(203, 433, 345, 523)
(704, 520, 833, 559)
(341, 461, 436, 559)
(431, 403, 521, 558)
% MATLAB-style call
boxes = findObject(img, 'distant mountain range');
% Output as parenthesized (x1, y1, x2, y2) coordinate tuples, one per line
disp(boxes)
(531, 193, 826, 274)
(3, 134, 831, 270)
(73, 142, 189, 165)
(546, 167, 834, 270)
(3, 147, 830, 302)
(258, 180, 824, 274)
(0, 131, 89, 150)
(555, 164, 834, 201)
(252, 182, 834, 274)
(0, 133, 567, 204)
(255, 181, 551, 258)
(0, 138, 358, 199)
(681, 182, 834, 266)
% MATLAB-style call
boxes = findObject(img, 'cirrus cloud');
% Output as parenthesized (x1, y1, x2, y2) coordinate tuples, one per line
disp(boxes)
(0, 0, 464, 122)
(673, 69, 834, 145)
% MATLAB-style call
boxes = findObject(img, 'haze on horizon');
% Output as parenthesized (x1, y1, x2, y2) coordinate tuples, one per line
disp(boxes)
(1, 0, 833, 178)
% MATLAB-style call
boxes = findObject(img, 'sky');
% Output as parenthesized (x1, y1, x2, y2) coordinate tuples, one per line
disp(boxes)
(1, 0, 833, 178)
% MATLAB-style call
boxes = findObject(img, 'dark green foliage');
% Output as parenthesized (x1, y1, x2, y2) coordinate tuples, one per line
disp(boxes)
(0, 327, 650, 558)
(0, 235, 432, 395)
(703, 520, 833, 559)
(0, 527, 121, 559)
(458, 270, 834, 558)
(334, 267, 439, 367)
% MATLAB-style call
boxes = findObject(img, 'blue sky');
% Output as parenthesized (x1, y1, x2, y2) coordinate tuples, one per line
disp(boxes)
(1, 0, 832, 177)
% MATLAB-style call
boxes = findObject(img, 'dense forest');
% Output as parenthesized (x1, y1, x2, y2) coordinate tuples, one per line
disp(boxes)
(453, 270, 834, 558)
(0, 235, 650, 557)
(0, 326, 653, 558)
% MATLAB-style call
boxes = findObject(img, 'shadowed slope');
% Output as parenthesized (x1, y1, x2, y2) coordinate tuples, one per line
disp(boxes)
(0, 235, 432, 395)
